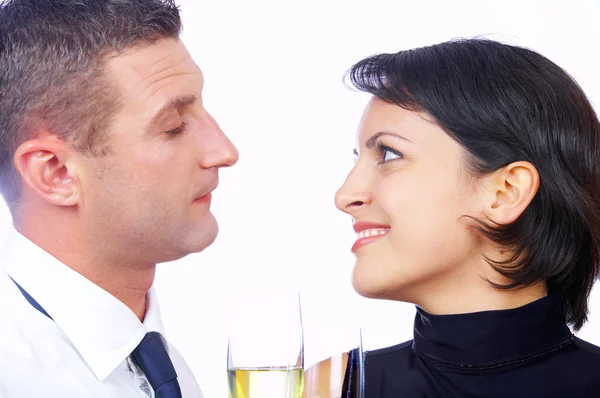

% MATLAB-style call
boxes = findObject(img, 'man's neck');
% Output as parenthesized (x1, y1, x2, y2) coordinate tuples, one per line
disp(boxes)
(15, 217, 155, 322)
(79, 263, 155, 321)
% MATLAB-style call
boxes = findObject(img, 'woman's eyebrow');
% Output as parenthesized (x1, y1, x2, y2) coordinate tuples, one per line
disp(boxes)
(365, 131, 412, 149)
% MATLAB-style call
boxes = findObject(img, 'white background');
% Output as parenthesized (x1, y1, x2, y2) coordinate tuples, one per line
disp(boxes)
(1, 0, 599, 397)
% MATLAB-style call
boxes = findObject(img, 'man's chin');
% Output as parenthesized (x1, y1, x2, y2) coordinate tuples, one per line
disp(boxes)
(191, 232, 218, 254)
(155, 227, 219, 264)
(183, 221, 220, 254)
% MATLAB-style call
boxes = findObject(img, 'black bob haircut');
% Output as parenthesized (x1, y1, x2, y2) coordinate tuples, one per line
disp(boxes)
(347, 38, 600, 330)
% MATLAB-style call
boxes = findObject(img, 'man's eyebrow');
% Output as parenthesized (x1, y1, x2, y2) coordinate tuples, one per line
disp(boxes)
(365, 131, 412, 149)
(149, 94, 197, 126)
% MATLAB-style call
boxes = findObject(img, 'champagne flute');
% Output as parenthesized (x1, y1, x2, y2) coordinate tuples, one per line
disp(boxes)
(227, 292, 304, 398)
(303, 328, 364, 398)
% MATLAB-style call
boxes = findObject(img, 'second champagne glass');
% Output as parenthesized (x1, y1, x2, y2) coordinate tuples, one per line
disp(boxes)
(303, 328, 364, 398)
(227, 292, 304, 398)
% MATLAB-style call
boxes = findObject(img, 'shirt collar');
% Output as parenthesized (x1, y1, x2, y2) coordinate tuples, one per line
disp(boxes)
(1, 226, 164, 381)
(412, 293, 573, 369)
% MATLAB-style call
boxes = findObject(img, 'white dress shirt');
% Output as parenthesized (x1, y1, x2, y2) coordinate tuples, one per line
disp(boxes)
(0, 227, 203, 398)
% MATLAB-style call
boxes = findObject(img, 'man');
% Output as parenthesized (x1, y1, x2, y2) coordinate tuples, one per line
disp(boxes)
(0, 0, 238, 397)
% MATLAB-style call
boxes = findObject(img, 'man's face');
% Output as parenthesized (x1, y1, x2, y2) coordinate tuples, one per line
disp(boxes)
(75, 38, 238, 265)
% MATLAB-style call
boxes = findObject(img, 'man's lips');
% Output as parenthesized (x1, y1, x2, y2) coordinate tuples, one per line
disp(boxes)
(351, 221, 391, 252)
(193, 181, 218, 204)
(193, 192, 212, 203)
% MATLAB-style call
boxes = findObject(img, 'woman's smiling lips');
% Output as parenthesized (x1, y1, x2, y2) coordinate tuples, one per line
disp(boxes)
(351, 221, 391, 252)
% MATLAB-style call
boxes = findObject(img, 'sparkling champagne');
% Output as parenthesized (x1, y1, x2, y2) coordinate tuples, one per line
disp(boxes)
(228, 366, 304, 398)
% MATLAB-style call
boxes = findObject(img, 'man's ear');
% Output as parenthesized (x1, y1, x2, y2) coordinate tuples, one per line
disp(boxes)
(481, 161, 539, 225)
(13, 135, 81, 207)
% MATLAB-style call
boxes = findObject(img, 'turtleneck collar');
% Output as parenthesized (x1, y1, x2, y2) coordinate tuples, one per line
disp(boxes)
(412, 293, 573, 370)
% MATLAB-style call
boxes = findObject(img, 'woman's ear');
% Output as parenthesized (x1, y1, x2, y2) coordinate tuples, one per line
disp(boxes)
(14, 135, 81, 207)
(481, 161, 539, 225)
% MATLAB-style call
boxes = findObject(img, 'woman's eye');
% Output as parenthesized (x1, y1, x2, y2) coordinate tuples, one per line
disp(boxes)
(375, 141, 404, 164)
(383, 148, 401, 162)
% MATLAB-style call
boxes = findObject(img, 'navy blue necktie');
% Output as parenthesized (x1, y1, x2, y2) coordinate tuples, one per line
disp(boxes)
(11, 277, 182, 398)
(10, 276, 53, 320)
(131, 332, 183, 398)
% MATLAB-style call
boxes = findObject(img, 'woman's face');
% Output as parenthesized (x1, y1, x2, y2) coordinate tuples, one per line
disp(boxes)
(335, 97, 489, 303)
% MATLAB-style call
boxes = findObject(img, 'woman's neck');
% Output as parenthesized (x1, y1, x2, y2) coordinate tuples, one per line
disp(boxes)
(415, 277, 548, 315)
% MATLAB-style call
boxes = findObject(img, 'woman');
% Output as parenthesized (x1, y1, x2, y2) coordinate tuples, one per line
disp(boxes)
(334, 39, 600, 397)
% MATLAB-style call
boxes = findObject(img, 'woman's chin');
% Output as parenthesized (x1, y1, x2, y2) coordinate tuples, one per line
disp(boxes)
(352, 271, 395, 300)
(351, 265, 418, 302)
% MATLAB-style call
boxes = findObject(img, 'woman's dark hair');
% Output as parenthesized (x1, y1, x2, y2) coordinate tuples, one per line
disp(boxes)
(347, 38, 600, 330)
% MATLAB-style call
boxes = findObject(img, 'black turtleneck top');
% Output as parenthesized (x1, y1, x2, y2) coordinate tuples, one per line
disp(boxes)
(362, 294, 600, 397)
